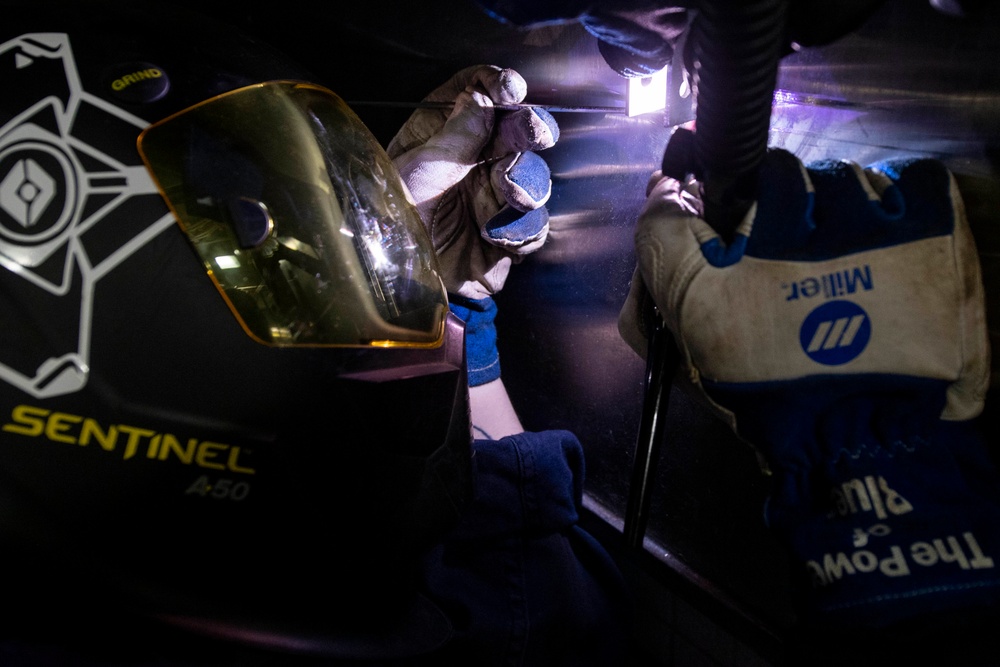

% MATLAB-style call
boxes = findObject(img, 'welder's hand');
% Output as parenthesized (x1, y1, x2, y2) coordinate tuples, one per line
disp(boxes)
(388, 65, 557, 415)
(388, 64, 558, 302)
(619, 142, 1000, 629)
(475, 1, 688, 77)
(474, 1, 885, 78)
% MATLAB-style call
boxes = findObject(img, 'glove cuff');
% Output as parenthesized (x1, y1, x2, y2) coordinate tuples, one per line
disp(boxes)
(449, 295, 500, 387)
(768, 417, 1000, 629)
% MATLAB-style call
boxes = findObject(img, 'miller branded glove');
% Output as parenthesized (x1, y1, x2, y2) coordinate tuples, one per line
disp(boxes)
(618, 140, 1000, 628)
(388, 65, 558, 386)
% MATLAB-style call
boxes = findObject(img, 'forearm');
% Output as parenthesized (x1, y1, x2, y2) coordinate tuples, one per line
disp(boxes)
(470, 377, 524, 440)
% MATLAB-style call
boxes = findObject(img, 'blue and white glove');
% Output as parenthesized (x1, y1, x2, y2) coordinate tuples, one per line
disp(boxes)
(387, 65, 558, 389)
(619, 142, 1000, 628)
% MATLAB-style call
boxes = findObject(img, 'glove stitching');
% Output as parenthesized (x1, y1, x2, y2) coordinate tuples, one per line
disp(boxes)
(429, 196, 464, 253)
(667, 239, 708, 341)
(831, 435, 926, 464)
(469, 355, 500, 377)
(818, 577, 1000, 612)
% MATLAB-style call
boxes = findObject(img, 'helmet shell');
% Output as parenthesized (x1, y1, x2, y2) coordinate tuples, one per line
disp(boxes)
(0, 0, 472, 656)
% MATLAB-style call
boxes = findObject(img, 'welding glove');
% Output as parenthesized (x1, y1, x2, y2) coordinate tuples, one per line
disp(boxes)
(388, 65, 558, 389)
(476, 1, 887, 78)
(475, 0, 689, 77)
(618, 142, 1000, 629)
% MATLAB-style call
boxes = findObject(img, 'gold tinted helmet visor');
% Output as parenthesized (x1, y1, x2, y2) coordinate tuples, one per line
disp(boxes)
(138, 81, 448, 347)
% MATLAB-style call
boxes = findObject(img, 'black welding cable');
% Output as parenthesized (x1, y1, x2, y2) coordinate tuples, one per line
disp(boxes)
(690, 0, 788, 241)
(624, 0, 788, 549)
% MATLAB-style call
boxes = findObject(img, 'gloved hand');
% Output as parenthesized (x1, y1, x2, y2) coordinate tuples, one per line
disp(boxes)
(475, 1, 887, 78)
(475, 0, 689, 77)
(387, 65, 558, 398)
(619, 137, 1000, 628)
(388, 64, 557, 301)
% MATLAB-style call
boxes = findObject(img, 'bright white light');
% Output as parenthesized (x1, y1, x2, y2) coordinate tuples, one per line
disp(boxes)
(364, 236, 390, 269)
(215, 255, 240, 269)
(626, 68, 668, 117)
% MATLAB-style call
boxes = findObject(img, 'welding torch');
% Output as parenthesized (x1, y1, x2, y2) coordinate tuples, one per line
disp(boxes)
(623, 0, 789, 550)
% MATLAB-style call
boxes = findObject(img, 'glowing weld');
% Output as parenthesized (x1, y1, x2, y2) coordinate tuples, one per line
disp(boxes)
(625, 68, 668, 117)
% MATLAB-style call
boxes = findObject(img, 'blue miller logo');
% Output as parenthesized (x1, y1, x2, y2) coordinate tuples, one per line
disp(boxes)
(799, 300, 871, 365)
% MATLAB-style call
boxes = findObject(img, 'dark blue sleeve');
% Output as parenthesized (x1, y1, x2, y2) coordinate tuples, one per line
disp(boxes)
(420, 429, 632, 666)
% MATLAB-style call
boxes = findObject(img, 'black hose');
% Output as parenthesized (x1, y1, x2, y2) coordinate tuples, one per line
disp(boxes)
(689, 0, 788, 239)
(625, 0, 788, 549)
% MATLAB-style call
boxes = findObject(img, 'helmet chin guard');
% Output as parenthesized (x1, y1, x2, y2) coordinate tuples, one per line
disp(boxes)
(0, 1, 472, 658)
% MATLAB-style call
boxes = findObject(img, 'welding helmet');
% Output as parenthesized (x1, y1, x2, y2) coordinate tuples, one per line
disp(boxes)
(0, 0, 471, 658)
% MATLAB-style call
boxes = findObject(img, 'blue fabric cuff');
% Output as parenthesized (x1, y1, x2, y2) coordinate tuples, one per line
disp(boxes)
(449, 295, 500, 387)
